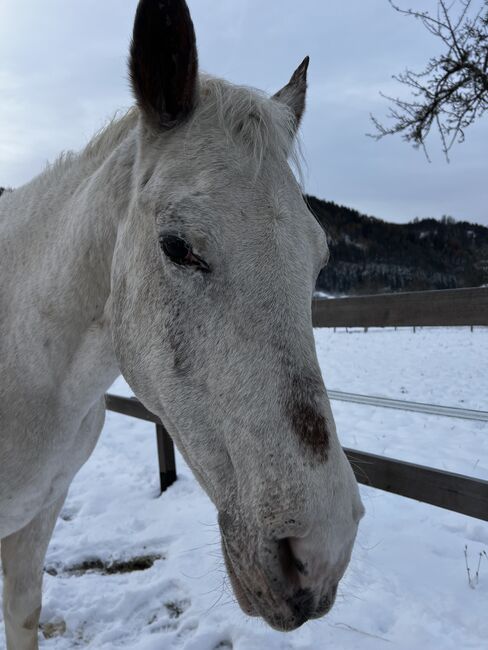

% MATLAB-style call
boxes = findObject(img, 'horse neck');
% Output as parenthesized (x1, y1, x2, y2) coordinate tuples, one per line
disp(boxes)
(63, 136, 140, 406)
(7, 128, 138, 414)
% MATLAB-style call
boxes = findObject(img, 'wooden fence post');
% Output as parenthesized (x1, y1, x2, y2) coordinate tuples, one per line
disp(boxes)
(156, 423, 177, 493)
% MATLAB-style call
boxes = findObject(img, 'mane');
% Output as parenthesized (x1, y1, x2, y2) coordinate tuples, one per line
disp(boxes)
(193, 75, 303, 179)
(82, 107, 139, 161)
(41, 107, 139, 183)
(46, 75, 302, 181)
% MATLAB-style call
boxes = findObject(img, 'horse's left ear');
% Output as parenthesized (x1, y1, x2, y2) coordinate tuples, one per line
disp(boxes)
(129, 0, 198, 130)
(272, 56, 309, 131)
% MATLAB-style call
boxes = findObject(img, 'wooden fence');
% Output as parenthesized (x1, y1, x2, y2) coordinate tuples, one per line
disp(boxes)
(105, 287, 488, 522)
(312, 286, 488, 328)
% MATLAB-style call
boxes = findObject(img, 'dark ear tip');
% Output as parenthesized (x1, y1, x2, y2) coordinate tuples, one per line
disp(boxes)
(292, 56, 309, 82)
(297, 56, 310, 75)
(136, 0, 189, 12)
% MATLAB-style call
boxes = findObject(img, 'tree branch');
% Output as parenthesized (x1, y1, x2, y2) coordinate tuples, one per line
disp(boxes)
(370, 0, 488, 158)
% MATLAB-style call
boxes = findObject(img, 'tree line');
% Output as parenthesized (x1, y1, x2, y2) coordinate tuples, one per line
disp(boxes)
(307, 195, 488, 295)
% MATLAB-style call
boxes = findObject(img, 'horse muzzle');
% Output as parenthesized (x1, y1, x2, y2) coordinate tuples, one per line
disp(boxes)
(220, 527, 344, 631)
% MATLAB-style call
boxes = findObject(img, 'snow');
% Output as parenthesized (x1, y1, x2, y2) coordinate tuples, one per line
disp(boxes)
(1, 327, 487, 649)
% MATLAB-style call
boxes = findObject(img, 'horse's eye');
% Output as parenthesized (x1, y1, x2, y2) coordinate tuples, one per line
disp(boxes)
(160, 234, 191, 263)
(159, 234, 210, 273)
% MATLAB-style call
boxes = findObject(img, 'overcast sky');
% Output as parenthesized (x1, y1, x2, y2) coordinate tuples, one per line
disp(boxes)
(1, 0, 486, 225)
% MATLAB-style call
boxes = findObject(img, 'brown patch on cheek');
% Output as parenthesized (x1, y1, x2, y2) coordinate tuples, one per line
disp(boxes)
(165, 310, 190, 374)
(164, 305, 207, 376)
(286, 374, 329, 461)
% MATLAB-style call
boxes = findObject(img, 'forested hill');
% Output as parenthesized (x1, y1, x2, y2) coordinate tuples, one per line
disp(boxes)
(306, 195, 488, 295)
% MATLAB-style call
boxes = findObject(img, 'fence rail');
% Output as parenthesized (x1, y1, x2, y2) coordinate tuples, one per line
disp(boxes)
(312, 287, 488, 328)
(328, 390, 488, 422)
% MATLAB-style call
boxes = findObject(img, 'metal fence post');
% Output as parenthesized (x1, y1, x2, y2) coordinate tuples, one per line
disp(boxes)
(155, 423, 177, 493)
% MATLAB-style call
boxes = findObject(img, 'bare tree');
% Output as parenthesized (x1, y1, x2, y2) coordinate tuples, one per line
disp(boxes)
(370, 0, 488, 159)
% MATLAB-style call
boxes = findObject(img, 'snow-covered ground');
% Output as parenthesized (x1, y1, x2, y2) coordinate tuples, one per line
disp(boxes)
(1, 327, 487, 649)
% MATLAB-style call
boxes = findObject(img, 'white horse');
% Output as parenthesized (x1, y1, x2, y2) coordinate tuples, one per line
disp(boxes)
(0, 1, 364, 647)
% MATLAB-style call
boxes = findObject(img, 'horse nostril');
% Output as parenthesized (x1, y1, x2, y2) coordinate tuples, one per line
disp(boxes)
(277, 537, 307, 584)
(274, 539, 317, 625)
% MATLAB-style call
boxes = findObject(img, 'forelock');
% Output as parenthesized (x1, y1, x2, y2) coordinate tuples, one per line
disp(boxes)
(189, 75, 303, 179)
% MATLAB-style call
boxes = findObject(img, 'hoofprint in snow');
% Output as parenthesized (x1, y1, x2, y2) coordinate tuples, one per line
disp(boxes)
(1, 327, 487, 649)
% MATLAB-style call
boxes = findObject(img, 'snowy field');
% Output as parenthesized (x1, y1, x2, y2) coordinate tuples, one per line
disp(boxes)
(1, 327, 487, 649)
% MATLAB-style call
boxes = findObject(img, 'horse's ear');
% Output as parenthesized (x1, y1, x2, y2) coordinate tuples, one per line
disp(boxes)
(129, 0, 198, 130)
(272, 56, 309, 131)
